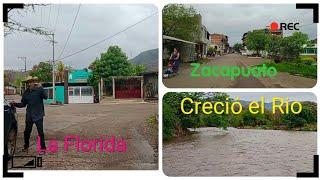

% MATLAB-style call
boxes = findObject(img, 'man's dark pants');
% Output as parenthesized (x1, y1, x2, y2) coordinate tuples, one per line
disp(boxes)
(24, 118, 46, 149)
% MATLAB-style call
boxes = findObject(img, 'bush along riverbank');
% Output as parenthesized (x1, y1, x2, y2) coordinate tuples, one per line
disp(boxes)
(163, 92, 317, 141)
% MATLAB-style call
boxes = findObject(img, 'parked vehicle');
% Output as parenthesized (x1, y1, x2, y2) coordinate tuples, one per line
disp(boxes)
(4, 99, 18, 158)
(241, 52, 247, 56)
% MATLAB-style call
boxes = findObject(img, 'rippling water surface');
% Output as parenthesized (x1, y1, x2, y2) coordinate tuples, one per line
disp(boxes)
(163, 127, 317, 176)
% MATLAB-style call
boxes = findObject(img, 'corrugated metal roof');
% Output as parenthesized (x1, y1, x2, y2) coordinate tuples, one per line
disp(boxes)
(163, 35, 197, 44)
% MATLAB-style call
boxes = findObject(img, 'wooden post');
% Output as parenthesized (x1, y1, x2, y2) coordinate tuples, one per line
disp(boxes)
(98, 78, 103, 103)
(98, 80, 101, 103)
(64, 70, 69, 104)
(112, 77, 115, 99)
(100, 78, 103, 100)
(140, 77, 143, 100)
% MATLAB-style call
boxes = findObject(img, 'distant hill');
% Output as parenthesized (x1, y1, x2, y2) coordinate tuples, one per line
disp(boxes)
(130, 48, 158, 72)
(4, 70, 28, 86)
(239, 100, 273, 110)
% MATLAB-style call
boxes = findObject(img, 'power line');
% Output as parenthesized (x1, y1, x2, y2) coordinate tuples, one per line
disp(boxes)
(60, 11, 157, 62)
(47, 5, 51, 29)
(53, 4, 61, 33)
(40, 6, 42, 26)
(57, 4, 81, 59)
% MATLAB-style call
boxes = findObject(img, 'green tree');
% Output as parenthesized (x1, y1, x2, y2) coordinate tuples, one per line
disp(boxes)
(266, 35, 282, 62)
(283, 102, 317, 129)
(280, 32, 308, 61)
(163, 102, 180, 140)
(233, 43, 243, 53)
(55, 61, 67, 82)
(29, 61, 52, 82)
(88, 46, 134, 88)
(4, 72, 9, 86)
(163, 4, 201, 42)
(246, 30, 270, 56)
(14, 76, 23, 90)
(242, 109, 266, 127)
(229, 114, 244, 127)
(162, 92, 232, 140)
(131, 64, 146, 75)
(207, 46, 215, 54)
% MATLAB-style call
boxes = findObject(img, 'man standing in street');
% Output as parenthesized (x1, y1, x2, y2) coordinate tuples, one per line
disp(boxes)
(11, 76, 48, 155)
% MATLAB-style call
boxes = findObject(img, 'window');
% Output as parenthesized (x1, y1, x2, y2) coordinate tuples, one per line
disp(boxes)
(81, 87, 92, 96)
(69, 90, 73, 96)
(45, 88, 53, 99)
(74, 87, 80, 96)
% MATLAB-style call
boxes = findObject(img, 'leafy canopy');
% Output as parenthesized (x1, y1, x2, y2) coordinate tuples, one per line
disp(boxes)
(29, 61, 53, 82)
(246, 30, 270, 55)
(88, 45, 146, 87)
(233, 43, 243, 52)
(163, 4, 201, 42)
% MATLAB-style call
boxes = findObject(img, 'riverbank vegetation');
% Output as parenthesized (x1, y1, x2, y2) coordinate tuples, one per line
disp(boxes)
(163, 92, 317, 141)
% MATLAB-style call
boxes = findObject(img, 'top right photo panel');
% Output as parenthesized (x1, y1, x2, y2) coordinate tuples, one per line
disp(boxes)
(162, 4, 318, 88)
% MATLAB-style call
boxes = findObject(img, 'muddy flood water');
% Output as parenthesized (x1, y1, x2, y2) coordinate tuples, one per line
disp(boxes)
(163, 127, 317, 176)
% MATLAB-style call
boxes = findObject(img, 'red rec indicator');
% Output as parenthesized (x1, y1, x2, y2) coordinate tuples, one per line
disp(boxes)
(270, 22, 279, 31)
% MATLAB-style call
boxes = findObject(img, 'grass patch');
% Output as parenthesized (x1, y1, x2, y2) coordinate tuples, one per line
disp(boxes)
(261, 62, 317, 79)
(300, 55, 317, 61)
(146, 114, 158, 130)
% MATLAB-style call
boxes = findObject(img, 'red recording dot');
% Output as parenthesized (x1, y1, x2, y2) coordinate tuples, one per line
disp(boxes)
(270, 22, 278, 31)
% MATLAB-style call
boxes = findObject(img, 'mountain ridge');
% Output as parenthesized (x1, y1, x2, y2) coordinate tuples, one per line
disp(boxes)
(130, 48, 158, 72)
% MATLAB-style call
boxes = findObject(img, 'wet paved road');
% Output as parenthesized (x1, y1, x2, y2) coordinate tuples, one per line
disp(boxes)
(163, 54, 268, 88)
(163, 54, 316, 88)
(163, 127, 317, 176)
(8, 101, 158, 170)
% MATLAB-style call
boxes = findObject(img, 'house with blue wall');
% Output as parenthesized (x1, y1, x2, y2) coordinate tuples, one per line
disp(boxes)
(43, 69, 94, 104)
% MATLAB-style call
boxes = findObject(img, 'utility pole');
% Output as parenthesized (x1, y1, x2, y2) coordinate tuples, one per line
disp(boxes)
(46, 33, 56, 104)
(18, 56, 27, 72)
(52, 33, 56, 104)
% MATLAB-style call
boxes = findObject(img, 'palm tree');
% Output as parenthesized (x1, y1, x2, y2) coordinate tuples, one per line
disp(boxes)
(4, 72, 9, 86)
(55, 61, 65, 82)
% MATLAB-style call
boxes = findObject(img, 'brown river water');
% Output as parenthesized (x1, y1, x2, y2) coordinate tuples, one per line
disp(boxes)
(163, 127, 317, 176)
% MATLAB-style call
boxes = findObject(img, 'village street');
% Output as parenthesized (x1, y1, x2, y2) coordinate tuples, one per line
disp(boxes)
(6, 95, 158, 170)
(163, 54, 316, 88)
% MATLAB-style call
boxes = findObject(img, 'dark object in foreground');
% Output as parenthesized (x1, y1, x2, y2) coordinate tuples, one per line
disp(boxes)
(4, 99, 18, 158)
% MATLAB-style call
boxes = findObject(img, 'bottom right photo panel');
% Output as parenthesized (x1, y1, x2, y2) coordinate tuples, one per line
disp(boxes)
(163, 92, 317, 176)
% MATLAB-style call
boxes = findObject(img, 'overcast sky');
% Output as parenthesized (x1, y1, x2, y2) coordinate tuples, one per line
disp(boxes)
(4, 4, 158, 70)
(228, 92, 317, 103)
(191, 4, 317, 46)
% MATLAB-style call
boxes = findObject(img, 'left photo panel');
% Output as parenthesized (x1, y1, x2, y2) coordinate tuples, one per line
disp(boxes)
(4, 4, 158, 170)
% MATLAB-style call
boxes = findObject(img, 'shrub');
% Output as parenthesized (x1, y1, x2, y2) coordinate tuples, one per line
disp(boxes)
(163, 102, 179, 140)
(303, 60, 314, 65)
(282, 102, 316, 129)
(229, 114, 244, 127)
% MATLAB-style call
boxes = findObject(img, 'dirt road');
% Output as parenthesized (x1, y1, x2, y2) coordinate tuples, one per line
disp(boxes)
(163, 54, 316, 88)
(8, 99, 158, 170)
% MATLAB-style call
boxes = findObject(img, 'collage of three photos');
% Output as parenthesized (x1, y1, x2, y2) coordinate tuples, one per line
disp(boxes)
(3, 2, 318, 177)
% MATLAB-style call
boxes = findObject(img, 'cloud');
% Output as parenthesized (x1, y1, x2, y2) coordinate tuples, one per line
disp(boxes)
(4, 4, 158, 70)
(190, 4, 317, 46)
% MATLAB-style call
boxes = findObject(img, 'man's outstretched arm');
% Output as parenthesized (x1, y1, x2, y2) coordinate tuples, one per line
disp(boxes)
(13, 95, 26, 108)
